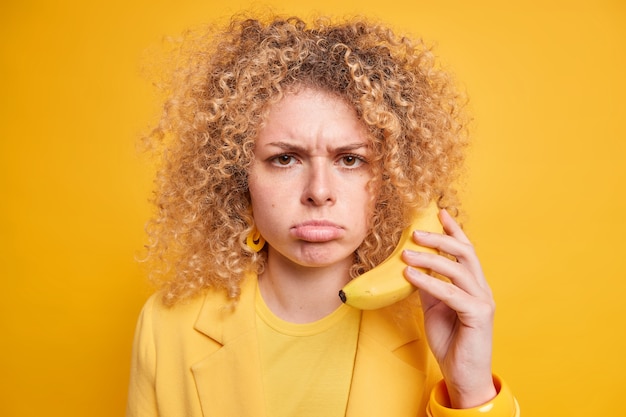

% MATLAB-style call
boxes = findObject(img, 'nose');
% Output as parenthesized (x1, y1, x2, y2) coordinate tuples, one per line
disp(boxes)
(301, 160, 336, 206)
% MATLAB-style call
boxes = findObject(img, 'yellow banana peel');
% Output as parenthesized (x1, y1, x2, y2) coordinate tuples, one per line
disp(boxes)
(338, 201, 443, 310)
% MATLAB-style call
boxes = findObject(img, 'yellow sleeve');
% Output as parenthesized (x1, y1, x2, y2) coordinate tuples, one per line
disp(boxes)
(126, 296, 159, 417)
(426, 375, 520, 417)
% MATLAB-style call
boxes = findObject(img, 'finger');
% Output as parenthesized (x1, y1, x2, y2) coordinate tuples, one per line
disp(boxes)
(402, 249, 479, 296)
(404, 267, 495, 327)
(438, 210, 487, 284)
(412, 215, 487, 289)
(438, 208, 471, 245)
(409, 230, 487, 290)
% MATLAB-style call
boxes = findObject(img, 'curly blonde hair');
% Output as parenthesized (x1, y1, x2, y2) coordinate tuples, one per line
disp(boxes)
(143, 14, 470, 305)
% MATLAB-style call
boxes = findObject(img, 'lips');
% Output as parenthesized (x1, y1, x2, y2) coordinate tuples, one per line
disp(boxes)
(290, 220, 345, 242)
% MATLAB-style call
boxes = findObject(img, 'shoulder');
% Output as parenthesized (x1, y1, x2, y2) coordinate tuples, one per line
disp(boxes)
(140, 275, 257, 323)
(130, 292, 202, 356)
(131, 288, 235, 364)
(138, 291, 207, 328)
(135, 276, 257, 344)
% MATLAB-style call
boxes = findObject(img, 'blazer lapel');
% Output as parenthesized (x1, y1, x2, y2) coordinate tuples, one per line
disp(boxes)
(188, 277, 435, 417)
(190, 276, 267, 417)
(346, 296, 434, 417)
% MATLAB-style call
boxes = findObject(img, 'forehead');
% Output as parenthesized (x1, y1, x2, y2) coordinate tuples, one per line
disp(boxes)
(257, 88, 369, 147)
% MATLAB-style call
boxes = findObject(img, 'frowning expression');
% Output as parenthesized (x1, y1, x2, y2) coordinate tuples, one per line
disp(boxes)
(248, 88, 374, 270)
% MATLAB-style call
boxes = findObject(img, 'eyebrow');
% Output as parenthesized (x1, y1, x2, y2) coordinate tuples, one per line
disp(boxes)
(266, 141, 369, 153)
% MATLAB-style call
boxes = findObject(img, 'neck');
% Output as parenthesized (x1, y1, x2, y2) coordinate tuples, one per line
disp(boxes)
(258, 249, 352, 323)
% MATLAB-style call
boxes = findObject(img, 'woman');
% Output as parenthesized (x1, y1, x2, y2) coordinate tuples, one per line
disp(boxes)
(127, 15, 519, 417)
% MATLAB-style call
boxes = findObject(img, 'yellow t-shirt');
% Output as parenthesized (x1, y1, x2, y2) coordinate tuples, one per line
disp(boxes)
(256, 288, 361, 417)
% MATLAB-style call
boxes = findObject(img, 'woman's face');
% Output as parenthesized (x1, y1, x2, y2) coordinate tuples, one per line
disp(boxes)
(248, 88, 374, 271)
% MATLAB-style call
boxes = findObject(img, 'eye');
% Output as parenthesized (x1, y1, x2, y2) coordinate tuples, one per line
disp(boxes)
(339, 154, 365, 168)
(272, 154, 296, 166)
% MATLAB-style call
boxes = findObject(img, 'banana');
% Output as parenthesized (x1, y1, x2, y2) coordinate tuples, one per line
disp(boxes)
(338, 201, 443, 310)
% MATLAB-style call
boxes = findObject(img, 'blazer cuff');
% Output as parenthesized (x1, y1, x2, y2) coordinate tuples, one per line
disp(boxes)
(427, 375, 520, 417)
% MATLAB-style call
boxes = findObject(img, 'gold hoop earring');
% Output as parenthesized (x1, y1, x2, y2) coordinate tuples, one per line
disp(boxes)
(246, 227, 266, 252)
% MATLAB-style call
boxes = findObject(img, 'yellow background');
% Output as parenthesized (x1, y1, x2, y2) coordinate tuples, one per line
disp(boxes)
(1, 0, 625, 415)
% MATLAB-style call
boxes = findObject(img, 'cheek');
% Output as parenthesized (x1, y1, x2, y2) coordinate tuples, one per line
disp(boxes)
(248, 176, 279, 223)
(247, 168, 264, 205)
(352, 191, 376, 239)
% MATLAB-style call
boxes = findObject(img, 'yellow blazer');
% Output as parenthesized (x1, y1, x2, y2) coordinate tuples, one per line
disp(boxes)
(126, 276, 517, 417)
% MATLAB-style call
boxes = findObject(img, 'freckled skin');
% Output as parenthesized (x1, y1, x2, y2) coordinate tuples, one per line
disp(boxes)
(248, 88, 374, 271)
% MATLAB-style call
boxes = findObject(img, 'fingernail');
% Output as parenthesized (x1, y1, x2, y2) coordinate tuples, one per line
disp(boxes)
(406, 266, 423, 280)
